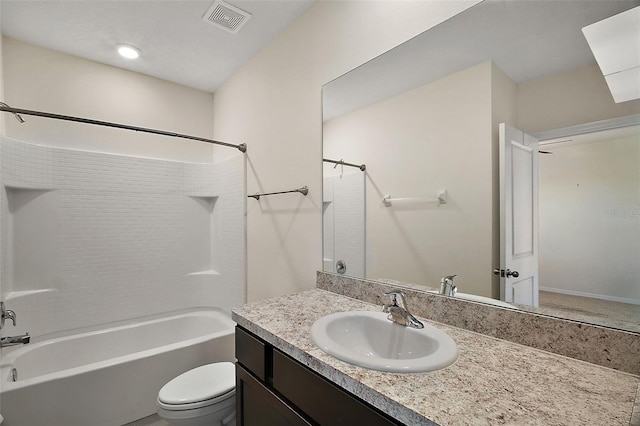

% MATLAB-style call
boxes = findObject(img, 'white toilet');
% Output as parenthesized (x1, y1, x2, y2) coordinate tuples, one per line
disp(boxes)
(157, 362, 236, 426)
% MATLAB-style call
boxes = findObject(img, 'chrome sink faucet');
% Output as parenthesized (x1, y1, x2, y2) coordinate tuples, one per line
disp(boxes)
(1, 301, 16, 329)
(382, 290, 424, 329)
(439, 275, 458, 297)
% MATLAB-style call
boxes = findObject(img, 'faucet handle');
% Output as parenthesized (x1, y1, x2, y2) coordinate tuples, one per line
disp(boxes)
(383, 290, 424, 329)
(1, 302, 17, 328)
(383, 289, 407, 308)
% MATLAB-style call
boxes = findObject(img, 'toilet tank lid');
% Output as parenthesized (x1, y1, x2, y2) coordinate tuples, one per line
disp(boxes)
(158, 362, 235, 405)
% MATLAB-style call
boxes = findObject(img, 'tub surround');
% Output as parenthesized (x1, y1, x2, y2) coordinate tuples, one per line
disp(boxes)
(318, 272, 640, 375)
(0, 137, 245, 340)
(233, 289, 639, 425)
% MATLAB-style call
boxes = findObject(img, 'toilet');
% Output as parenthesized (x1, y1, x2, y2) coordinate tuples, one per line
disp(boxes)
(157, 362, 236, 426)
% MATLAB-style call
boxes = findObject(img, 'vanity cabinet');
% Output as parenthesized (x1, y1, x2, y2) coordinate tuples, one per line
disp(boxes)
(235, 326, 402, 426)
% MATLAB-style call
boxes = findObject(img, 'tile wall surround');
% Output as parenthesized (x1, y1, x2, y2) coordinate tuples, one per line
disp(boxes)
(322, 171, 365, 276)
(1, 137, 245, 339)
(317, 271, 640, 375)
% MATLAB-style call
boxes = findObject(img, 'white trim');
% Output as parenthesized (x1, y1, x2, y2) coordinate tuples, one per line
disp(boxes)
(534, 114, 640, 142)
(540, 286, 640, 306)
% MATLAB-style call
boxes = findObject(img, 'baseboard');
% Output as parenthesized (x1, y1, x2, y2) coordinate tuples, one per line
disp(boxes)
(539, 286, 640, 306)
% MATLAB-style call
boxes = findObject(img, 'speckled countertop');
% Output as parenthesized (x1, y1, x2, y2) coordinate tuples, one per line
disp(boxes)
(232, 289, 640, 426)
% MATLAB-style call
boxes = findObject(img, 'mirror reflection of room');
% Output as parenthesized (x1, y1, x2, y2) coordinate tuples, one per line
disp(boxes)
(322, 0, 640, 331)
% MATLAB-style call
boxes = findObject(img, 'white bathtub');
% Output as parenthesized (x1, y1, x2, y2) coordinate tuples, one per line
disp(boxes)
(0, 308, 235, 426)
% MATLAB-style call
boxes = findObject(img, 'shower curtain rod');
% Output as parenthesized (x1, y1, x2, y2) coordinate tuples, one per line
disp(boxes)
(0, 103, 247, 153)
(323, 158, 366, 171)
(248, 186, 308, 201)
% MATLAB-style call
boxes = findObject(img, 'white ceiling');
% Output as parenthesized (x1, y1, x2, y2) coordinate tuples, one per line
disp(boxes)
(323, 0, 640, 121)
(3, 0, 638, 114)
(0, 0, 315, 93)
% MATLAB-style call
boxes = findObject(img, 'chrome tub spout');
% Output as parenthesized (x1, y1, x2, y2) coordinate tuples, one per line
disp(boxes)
(1, 333, 30, 348)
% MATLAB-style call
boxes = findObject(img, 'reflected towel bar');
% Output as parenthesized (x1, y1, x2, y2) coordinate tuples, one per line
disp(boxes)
(383, 190, 447, 206)
(0, 102, 247, 153)
(248, 186, 309, 201)
(323, 158, 366, 171)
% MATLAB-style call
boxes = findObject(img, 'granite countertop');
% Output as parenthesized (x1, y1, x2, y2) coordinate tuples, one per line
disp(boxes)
(232, 288, 640, 426)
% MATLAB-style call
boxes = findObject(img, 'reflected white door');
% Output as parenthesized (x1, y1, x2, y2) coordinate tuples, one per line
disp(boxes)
(499, 123, 539, 307)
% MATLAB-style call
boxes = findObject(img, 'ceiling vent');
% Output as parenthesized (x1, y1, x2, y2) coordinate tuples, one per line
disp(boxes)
(202, 1, 252, 34)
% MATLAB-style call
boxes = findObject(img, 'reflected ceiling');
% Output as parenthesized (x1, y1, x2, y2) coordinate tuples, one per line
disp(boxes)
(323, 0, 639, 121)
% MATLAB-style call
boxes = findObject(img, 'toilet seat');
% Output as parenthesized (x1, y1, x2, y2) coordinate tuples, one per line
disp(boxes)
(158, 362, 235, 411)
(158, 388, 235, 411)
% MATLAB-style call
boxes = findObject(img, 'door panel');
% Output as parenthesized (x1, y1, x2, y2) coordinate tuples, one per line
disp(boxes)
(512, 277, 535, 306)
(499, 123, 539, 307)
(511, 144, 534, 256)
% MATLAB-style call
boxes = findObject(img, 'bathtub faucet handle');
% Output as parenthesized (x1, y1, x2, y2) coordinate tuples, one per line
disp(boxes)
(1, 301, 17, 328)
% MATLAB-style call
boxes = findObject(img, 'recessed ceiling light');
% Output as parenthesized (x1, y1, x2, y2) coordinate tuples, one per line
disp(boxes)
(117, 44, 141, 59)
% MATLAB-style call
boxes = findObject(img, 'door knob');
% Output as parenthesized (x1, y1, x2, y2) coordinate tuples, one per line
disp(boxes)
(493, 268, 520, 278)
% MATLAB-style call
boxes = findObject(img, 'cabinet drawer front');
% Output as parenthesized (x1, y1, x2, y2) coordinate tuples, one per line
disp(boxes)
(272, 350, 399, 426)
(235, 326, 266, 381)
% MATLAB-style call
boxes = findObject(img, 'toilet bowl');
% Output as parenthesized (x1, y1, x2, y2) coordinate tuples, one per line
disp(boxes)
(157, 362, 236, 426)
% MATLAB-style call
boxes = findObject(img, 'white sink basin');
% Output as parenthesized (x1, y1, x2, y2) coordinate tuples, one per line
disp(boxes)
(453, 292, 517, 308)
(311, 311, 458, 373)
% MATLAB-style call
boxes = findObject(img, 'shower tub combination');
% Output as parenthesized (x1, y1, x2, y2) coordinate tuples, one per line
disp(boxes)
(0, 308, 235, 426)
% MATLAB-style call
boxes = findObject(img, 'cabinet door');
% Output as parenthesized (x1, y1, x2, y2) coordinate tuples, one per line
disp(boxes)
(236, 364, 312, 426)
(236, 326, 267, 381)
(272, 350, 400, 426)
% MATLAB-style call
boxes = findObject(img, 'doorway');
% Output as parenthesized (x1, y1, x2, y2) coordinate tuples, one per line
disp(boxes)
(535, 123, 640, 331)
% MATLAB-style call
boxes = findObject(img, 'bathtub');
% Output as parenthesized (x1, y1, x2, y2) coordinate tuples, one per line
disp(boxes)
(0, 308, 235, 426)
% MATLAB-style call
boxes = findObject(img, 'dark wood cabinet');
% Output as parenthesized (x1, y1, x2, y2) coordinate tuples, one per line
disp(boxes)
(235, 326, 402, 426)
(236, 364, 311, 426)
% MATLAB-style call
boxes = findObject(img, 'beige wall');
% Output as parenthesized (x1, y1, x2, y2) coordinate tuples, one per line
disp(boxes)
(539, 131, 640, 302)
(219, 0, 639, 303)
(321, 59, 639, 300)
(324, 61, 495, 296)
(213, 1, 480, 302)
(2, 37, 216, 162)
(517, 63, 640, 134)
(1, 1, 481, 305)
(4, 2, 636, 307)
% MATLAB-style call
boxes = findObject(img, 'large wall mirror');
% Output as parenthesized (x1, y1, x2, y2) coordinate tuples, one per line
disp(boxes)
(322, 0, 640, 332)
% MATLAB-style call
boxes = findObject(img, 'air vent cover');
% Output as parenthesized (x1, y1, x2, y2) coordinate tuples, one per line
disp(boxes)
(202, 1, 252, 34)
